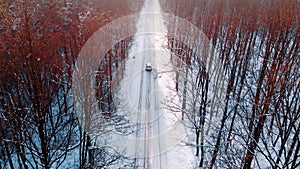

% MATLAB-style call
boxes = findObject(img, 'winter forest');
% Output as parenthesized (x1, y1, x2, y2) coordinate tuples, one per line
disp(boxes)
(0, 0, 299, 169)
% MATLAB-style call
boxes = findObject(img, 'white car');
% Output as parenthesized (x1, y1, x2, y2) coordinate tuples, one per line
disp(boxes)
(145, 63, 152, 71)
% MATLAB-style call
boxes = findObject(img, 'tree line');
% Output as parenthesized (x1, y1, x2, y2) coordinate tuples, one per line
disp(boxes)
(0, 0, 142, 168)
(160, 0, 299, 168)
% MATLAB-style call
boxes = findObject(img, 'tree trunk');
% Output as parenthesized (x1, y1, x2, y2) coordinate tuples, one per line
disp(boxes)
(195, 129, 200, 156)
(87, 136, 94, 168)
(243, 115, 266, 169)
(181, 63, 189, 120)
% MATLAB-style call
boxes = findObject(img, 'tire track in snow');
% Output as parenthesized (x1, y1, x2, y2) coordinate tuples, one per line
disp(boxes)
(134, 44, 146, 168)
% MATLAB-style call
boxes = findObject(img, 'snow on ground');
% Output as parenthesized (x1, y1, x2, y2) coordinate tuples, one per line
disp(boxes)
(111, 0, 196, 168)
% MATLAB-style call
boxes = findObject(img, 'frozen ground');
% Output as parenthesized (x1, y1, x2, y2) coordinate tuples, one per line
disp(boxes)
(112, 0, 196, 168)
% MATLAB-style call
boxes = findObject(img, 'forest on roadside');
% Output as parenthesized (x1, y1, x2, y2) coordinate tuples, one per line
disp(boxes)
(0, 0, 142, 168)
(160, 0, 299, 168)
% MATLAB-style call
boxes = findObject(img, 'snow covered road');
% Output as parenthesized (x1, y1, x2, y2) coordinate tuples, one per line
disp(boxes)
(112, 0, 196, 168)
(127, 0, 169, 168)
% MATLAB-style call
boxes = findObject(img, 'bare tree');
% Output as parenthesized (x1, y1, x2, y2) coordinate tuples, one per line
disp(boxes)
(160, 0, 300, 168)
